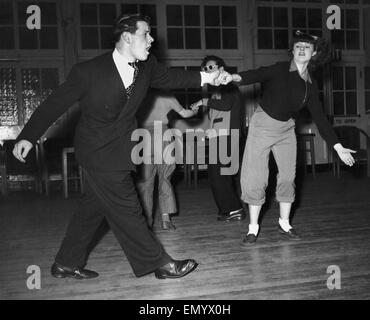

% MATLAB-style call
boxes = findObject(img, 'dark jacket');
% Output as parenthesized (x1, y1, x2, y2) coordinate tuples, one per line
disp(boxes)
(239, 61, 339, 147)
(17, 52, 200, 171)
(207, 83, 244, 133)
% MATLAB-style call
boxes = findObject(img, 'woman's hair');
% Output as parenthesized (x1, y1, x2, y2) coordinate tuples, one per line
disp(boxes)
(113, 14, 151, 43)
(200, 55, 226, 70)
(290, 30, 331, 71)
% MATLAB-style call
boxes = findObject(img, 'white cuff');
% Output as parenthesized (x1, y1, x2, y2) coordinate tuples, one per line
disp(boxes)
(200, 71, 214, 86)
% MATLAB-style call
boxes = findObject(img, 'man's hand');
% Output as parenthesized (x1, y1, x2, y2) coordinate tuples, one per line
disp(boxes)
(13, 139, 33, 163)
(333, 143, 356, 166)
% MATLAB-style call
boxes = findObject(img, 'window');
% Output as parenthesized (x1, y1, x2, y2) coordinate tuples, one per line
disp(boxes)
(331, 8, 360, 50)
(121, 3, 157, 42)
(0, 1, 59, 51)
(332, 66, 358, 116)
(365, 67, 370, 113)
(0, 66, 59, 126)
(257, 6, 288, 49)
(21, 68, 59, 123)
(165, 5, 238, 50)
(292, 7, 322, 38)
(204, 6, 238, 49)
(0, 68, 18, 125)
(80, 3, 117, 50)
(167, 5, 201, 49)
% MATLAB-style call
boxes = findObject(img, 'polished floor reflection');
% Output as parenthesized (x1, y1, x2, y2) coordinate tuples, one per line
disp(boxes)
(1, 171, 369, 299)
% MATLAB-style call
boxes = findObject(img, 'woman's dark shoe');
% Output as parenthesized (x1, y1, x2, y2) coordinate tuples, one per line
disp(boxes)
(154, 259, 198, 279)
(51, 263, 99, 279)
(242, 233, 257, 246)
(278, 226, 301, 240)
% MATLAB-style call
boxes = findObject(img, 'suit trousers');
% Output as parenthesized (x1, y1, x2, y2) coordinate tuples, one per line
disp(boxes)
(55, 168, 171, 277)
(240, 107, 296, 205)
(208, 136, 243, 214)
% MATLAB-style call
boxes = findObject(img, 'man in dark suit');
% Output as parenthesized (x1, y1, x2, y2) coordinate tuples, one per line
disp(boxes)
(12, 14, 233, 280)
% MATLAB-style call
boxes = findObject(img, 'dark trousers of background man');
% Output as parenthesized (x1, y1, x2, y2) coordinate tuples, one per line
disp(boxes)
(55, 168, 171, 277)
(207, 135, 243, 214)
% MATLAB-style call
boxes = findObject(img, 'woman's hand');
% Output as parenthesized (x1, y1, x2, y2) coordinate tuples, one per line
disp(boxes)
(333, 143, 356, 166)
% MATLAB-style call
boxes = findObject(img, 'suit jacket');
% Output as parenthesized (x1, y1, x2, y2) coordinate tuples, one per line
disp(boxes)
(17, 52, 201, 171)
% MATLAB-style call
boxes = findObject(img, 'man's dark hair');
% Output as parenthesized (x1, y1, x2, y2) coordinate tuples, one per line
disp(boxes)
(113, 14, 151, 43)
(200, 55, 226, 70)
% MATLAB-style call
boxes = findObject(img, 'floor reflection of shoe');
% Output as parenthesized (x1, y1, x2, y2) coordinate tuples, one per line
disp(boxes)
(154, 259, 198, 279)
(242, 233, 257, 246)
(217, 208, 245, 222)
(161, 220, 176, 230)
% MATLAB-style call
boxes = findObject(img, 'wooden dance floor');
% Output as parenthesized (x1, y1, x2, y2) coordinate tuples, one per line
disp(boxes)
(1, 171, 369, 300)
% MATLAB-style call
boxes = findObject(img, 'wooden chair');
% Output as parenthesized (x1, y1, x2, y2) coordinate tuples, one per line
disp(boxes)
(297, 133, 316, 177)
(38, 136, 83, 197)
(332, 126, 370, 178)
(0, 139, 42, 195)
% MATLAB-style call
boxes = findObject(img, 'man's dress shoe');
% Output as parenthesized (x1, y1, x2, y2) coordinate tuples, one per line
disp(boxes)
(217, 208, 245, 222)
(51, 263, 99, 279)
(154, 259, 198, 279)
(278, 226, 301, 240)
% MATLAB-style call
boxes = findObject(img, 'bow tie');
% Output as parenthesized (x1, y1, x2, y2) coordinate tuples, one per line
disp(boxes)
(128, 61, 137, 69)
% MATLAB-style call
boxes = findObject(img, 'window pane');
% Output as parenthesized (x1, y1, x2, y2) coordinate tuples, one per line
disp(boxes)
(345, 67, 356, 90)
(222, 6, 236, 27)
(205, 28, 221, 49)
(223, 29, 238, 49)
(0, 27, 14, 49)
(167, 5, 182, 26)
(258, 29, 273, 49)
(101, 26, 114, 49)
(274, 29, 288, 49)
(39, 2, 57, 25)
(346, 31, 359, 49)
(205, 6, 220, 26)
(80, 3, 98, 25)
(0, 1, 13, 24)
(81, 27, 99, 49)
(308, 8, 322, 28)
(167, 28, 183, 49)
(332, 67, 343, 90)
(185, 29, 201, 49)
(346, 9, 359, 28)
(40, 27, 58, 49)
(18, 1, 31, 25)
(258, 7, 272, 27)
(121, 4, 138, 14)
(365, 92, 370, 112)
(292, 8, 306, 28)
(99, 3, 116, 25)
(140, 5, 156, 25)
(365, 67, 370, 89)
(346, 92, 357, 115)
(0, 68, 18, 126)
(19, 26, 38, 49)
(274, 7, 288, 27)
(22, 68, 41, 122)
(331, 30, 345, 49)
(185, 6, 200, 26)
(333, 92, 345, 115)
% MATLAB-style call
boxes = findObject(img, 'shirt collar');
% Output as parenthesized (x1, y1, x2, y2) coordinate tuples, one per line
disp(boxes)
(113, 48, 137, 69)
(289, 60, 312, 84)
